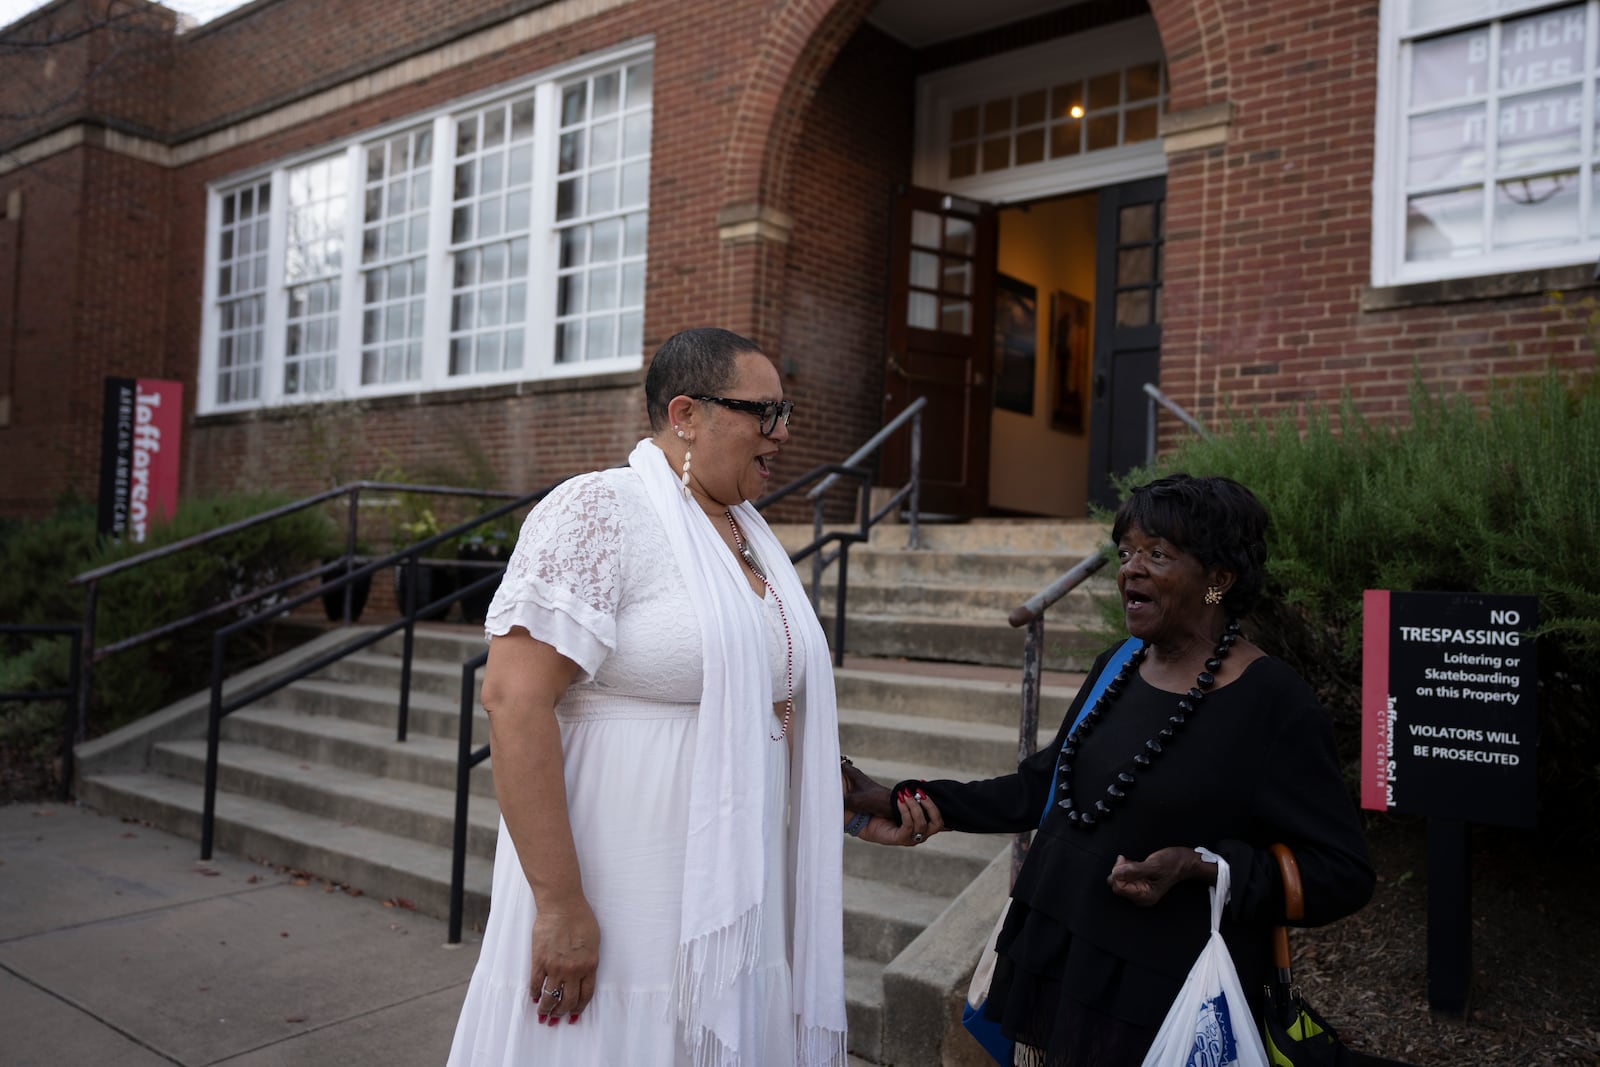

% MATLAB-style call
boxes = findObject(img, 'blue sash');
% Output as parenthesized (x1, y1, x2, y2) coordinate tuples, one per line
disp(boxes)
(960, 636, 1142, 1063)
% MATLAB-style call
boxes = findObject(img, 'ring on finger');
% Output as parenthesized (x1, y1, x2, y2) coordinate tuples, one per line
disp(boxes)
(912, 832, 924, 843)
(540, 983, 564, 1001)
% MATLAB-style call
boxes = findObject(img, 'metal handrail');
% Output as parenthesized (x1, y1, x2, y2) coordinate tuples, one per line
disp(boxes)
(450, 649, 492, 944)
(65, 479, 521, 771)
(0, 623, 83, 801)
(1005, 549, 1111, 883)
(756, 461, 875, 667)
(802, 396, 926, 605)
(195, 486, 551, 860)
(1143, 382, 1210, 461)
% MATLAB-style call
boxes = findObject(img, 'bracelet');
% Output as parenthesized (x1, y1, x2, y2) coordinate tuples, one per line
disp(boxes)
(844, 811, 870, 837)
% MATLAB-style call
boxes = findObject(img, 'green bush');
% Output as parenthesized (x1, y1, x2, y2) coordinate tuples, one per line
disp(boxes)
(1117, 368, 1600, 833)
(0, 492, 337, 755)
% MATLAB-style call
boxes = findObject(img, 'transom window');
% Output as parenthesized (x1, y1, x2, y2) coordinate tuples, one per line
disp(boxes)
(1374, 0, 1600, 285)
(945, 60, 1164, 180)
(199, 46, 652, 413)
(912, 17, 1169, 205)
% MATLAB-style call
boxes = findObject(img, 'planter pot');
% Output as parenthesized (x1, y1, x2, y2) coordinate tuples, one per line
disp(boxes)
(394, 562, 459, 621)
(320, 560, 372, 623)
(455, 544, 510, 623)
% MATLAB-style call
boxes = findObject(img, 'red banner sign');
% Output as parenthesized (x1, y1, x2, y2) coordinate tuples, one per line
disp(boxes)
(98, 377, 183, 543)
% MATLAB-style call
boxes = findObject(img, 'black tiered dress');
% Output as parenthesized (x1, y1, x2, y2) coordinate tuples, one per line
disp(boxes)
(918, 648, 1374, 1067)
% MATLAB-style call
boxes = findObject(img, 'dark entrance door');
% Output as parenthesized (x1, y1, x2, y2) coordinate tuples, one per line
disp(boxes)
(881, 186, 997, 516)
(1087, 176, 1165, 509)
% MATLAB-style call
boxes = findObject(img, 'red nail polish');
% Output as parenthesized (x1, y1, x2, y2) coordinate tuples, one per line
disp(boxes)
(568, 1014, 580, 1024)
(538, 1014, 547, 1023)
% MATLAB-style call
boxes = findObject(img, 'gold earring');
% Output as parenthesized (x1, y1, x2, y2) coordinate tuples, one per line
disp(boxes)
(1204, 586, 1223, 606)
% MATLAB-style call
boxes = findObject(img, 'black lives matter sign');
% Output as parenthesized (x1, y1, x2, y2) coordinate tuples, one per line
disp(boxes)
(1361, 591, 1538, 828)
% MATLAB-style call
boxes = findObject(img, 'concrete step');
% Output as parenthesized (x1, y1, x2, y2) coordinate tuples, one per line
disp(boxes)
(315, 650, 481, 703)
(771, 518, 1108, 556)
(845, 954, 887, 1062)
(271, 676, 488, 743)
(149, 738, 501, 858)
(75, 771, 494, 926)
(828, 548, 1098, 592)
(840, 614, 1106, 672)
(842, 873, 948, 964)
(838, 706, 1040, 777)
(219, 706, 497, 799)
(817, 577, 1105, 622)
(834, 665, 1080, 728)
(843, 827, 1006, 899)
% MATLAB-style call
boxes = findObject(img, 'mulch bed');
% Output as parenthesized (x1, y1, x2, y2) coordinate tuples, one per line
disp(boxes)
(1288, 815, 1600, 1066)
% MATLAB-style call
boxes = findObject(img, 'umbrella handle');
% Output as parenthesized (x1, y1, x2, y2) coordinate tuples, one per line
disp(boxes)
(1270, 842, 1305, 972)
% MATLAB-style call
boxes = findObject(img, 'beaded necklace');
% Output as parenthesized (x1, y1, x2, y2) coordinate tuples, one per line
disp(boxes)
(1055, 619, 1241, 831)
(724, 510, 795, 742)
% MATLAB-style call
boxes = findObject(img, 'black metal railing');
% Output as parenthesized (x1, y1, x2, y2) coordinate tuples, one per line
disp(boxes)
(755, 461, 875, 668)
(450, 649, 492, 944)
(1143, 381, 1210, 461)
(65, 481, 519, 771)
(197, 486, 549, 860)
(797, 396, 927, 607)
(0, 623, 84, 801)
(1005, 550, 1111, 882)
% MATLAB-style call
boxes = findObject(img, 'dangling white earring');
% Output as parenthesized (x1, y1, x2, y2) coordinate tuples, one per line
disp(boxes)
(680, 448, 693, 499)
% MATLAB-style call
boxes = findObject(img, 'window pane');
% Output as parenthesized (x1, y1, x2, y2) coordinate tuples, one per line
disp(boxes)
(1087, 71, 1121, 109)
(940, 299, 971, 335)
(1497, 86, 1582, 173)
(911, 210, 940, 248)
(910, 250, 938, 289)
(626, 60, 653, 109)
(1116, 289, 1151, 326)
(944, 217, 974, 255)
(1498, 7, 1585, 94)
(1493, 170, 1579, 251)
(949, 143, 977, 178)
(1086, 114, 1119, 151)
(1410, 28, 1490, 108)
(1405, 186, 1484, 261)
(908, 291, 937, 329)
(1016, 129, 1045, 165)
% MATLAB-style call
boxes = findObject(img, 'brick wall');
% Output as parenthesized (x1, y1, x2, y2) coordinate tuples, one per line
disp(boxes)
(3, 0, 1595, 522)
(1150, 0, 1597, 447)
(776, 23, 914, 492)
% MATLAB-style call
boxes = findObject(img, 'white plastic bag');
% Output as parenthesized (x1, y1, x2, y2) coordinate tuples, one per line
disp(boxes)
(1140, 851, 1269, 1067)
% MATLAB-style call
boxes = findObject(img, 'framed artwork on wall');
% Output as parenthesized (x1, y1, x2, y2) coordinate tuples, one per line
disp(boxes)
(1049, 290, 1091, 434)
(993, 273, 1037, 415)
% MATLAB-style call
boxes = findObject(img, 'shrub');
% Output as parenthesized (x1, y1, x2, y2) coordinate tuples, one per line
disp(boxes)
(1116, 368, 1600, 834)
(0, 492, 337, 774)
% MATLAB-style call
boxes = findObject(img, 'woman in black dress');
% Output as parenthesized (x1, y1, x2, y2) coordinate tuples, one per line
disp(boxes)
(845, 473, 1374, 1066)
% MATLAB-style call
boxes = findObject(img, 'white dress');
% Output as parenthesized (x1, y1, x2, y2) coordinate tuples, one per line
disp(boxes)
(447, 468, 806, 1066)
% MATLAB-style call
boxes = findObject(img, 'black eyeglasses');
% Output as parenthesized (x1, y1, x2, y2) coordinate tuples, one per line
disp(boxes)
(691, 395, 794, 436)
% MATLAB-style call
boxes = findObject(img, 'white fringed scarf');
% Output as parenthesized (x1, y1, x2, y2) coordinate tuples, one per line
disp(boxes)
(627, 439, 847, 1066)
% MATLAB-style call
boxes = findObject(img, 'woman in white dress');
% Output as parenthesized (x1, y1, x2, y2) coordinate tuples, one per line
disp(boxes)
(447, 328, 929, 1067)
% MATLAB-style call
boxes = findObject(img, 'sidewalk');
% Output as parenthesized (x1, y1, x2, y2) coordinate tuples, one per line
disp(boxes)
(1, 802, 880, 1066)
(0, 802, 477, 1066)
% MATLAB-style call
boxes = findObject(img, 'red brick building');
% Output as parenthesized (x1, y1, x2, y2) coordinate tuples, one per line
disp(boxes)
(2, 0, 1595, 525)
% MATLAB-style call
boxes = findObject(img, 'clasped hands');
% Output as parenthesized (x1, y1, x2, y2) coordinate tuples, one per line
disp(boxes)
(841, 761, 943, 846)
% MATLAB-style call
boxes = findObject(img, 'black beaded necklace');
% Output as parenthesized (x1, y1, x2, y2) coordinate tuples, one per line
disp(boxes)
(1055, 619, 1241, 831)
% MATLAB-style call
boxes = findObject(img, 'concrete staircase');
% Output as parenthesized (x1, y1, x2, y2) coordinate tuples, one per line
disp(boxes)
(73, 517, 1113, 1065)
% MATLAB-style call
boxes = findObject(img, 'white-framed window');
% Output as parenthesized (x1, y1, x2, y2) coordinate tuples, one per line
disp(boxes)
(198, 43, 652, 413)
(912, 17, 1168, 205)
(1373, 0, 1600, 287)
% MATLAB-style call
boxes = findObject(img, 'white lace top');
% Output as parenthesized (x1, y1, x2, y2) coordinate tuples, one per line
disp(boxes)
(483, 466, 801, 705)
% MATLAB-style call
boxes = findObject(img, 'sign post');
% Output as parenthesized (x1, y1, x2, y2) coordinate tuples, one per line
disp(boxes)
(1361, 590, 1538, 1015)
